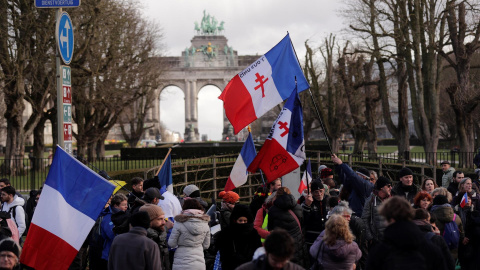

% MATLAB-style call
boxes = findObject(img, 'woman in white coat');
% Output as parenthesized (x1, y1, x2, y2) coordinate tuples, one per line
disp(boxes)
(168, 198, 210, 270)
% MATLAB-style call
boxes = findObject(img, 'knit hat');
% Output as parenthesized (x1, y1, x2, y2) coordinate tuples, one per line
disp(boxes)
(140, 204, 165, 220)
(398, 167, 413, 178)
(375, 176, 392, 190)
(129, 211, 151, 229)
(0, 239, 20, 258)
(230, 204, 253, 223)
(318, 165, 328, 173)
(432, 195, 448, 206)
(183, 184, 200, 196)
(356, 168, 370, 179)
(219, 191, 240, 204)
(311, 180, 325, 192)
(143, 187, 164, 201)
(320, 168, 334, 179)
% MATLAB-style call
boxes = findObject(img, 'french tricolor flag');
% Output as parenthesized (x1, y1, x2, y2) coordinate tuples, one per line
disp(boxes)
(225, 133, 257, 191)
(299, 159, 312, 193)
(20, 146, 115, 270)
(219, 34, 309, 134)
(248, 87, 305, 182)
(460, 192, 469, 208)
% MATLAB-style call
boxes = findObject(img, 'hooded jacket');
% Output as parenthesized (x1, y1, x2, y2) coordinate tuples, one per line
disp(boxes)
(268, 194, 308, 268)
(1, 195, 26, 237)
(168, 213, 210, 270)
(361, 192, 388, 242)
(310, 231, 361, 270)
(431, 203, 465, 239)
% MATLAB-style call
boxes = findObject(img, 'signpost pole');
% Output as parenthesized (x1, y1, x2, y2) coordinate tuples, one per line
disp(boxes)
(56, 8, 64, 151)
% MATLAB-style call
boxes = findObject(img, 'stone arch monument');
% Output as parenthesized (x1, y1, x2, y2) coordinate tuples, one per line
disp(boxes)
(151, 11, 257, 141)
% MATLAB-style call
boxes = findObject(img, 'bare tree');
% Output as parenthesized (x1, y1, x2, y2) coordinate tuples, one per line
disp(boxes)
(438, 0, 480, 167)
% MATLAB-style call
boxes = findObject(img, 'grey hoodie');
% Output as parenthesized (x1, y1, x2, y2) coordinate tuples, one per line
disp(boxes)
(310, 231, 361, 270)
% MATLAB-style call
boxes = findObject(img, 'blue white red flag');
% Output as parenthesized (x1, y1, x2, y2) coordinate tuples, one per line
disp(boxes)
(219, 34, 309, 134)
(299, 159, 312, 193)
(20, 146, 115, 270)
(225, 133, 257, 191)
(460, 192, 469, 208)
(158, 152, 173, 194)
(248, 87, 306, 182)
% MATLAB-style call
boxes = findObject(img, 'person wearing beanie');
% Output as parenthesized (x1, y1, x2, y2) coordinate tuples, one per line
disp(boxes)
(215, 204, 262, 270)
(430, 194, 464, 259)
(108, 211, 162, 270)
(392, 167, 420, 204)
(361, 176, 392, 247)
(301, 180, 328, 248)
(0, 239, 20, 270)
(331, 154, 374, 217)
(181, 184, 208, 209)
(168, 199, 210, 270)
(218, 191, 240, 230)
(140, 204, 171, 270)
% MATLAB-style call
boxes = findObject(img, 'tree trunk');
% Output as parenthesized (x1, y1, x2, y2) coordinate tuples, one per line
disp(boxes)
(33, 117, 47, 171)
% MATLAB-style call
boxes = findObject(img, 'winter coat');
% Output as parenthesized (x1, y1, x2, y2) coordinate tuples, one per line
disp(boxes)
(366, 221, 449, 270)
(361, 193, 387, 243)
(168, 213, 210, 270)
(253, 206, 270, 240)
(391, 183, 420, 204)
(146, 227, 170, 270)
(219, 208, 232, 231)
(414, 220, 455, 270)
(108, 227, 162, 270)
(1, 195, 26, 237)
(301, 196, 327, 246)
(215, 222, 262, 270)
(431, 204, 465, 240)
(335, 163, 374, 217)
(442, 167, 456, 188)
(310, 231, 361, 270)
(100, 206, 121, 260)
(236, 254, 305, 270)
(268, 194, 308, 268)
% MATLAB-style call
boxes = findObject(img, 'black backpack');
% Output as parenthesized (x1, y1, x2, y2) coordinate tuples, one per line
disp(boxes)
(8, 205, 27, 230)
(88, 215, 105, 249)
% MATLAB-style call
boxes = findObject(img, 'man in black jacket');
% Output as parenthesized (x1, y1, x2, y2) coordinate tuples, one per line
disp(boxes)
(301, 180, 327, 248)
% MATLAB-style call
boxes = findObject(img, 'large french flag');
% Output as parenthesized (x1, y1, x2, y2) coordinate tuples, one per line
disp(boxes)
(248, 88, 305, 182)
(224, 133, 257, 191)
(20, 146, 115, 270)
(219, 34, 309, 134)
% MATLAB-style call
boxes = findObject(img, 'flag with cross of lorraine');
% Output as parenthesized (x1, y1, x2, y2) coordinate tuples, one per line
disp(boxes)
(247, 87, 305, 182)
(219, 33, 309, 134)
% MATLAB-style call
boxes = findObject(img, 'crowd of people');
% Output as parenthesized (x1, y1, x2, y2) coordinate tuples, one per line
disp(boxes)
(0, 155, 479, 270)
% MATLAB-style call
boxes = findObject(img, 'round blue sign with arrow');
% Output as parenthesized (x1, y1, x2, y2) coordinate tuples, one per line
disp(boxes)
(56, 12, 74, 65)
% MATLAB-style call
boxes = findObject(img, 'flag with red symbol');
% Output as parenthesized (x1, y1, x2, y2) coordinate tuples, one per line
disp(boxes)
(247, 87, 305, 182)
(219, 33, 309, 134)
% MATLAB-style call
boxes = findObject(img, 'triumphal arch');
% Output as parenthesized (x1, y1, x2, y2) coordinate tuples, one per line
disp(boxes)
(151, 12, 257, 141)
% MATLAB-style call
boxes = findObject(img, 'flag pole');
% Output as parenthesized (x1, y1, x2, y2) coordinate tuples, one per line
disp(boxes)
(307, 159, 311, 195)
(156, 148, 172, 176)
(289, 37, 333, 155)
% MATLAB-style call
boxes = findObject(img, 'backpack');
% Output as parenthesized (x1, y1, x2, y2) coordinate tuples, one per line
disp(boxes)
(89, 215, 105, 249)
(443, 214, 460, 250)
(8, 205, 27, 230)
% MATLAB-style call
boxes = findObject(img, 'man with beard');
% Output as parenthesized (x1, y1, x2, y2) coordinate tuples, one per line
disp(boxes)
(140, 204, 171, 270)
(392, 167, 420, 203)
(301, 180, 328, 248)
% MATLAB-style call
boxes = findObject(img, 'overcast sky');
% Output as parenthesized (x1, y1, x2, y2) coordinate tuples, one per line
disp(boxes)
(143, 1, 347, 140)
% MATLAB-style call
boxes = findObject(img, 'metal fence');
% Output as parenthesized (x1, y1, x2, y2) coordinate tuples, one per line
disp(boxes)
(0, 150, 476, 194)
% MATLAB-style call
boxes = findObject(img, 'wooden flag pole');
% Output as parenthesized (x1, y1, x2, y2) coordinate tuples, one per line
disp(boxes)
(156, 148, 172, 176)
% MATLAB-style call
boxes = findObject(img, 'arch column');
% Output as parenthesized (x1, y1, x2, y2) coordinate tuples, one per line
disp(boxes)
(185, 80, 199, 142)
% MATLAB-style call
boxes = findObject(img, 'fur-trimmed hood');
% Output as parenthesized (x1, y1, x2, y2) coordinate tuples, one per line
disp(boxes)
(174, 213, 210, 223)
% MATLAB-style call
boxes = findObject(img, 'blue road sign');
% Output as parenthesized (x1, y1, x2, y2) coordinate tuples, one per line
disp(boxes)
(35, 0, 80, 8)
(56, 12, 74, 65)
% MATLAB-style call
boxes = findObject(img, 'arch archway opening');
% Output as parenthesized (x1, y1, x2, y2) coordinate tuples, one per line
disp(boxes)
(198, 85, 223, 141)
(160, 86, 185, 142)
